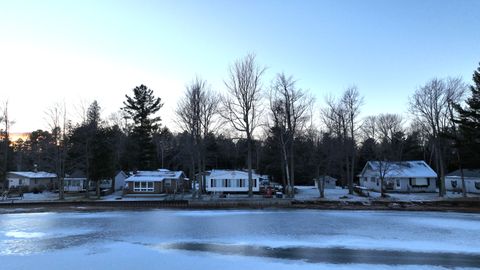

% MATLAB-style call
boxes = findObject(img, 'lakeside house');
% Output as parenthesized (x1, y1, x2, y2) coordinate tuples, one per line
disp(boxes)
(313, 175, 337, 189)
(7, 171, 57, 191)
(358, 160, 437, 193)
(445, 169, 480, 194)
(124, 169, 188, 194)
(64, 170, 87, 192)
(204, 170, 261, 193)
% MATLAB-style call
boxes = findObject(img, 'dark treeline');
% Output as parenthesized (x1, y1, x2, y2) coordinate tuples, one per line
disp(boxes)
(1, 56, 479, 198)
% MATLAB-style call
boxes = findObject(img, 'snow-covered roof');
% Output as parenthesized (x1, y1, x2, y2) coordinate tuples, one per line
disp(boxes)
(446, 169, 480, 178)
(313, 175, 337, 182)
(359, 161, 437, 178)
(8, 171, 57, 179)
(206, 170, 261, 180)
(125, 169, 185, 182)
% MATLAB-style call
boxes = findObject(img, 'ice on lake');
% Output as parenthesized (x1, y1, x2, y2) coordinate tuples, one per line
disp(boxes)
(1, 209, 480, 269)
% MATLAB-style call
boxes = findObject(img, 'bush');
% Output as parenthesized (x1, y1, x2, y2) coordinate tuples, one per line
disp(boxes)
(32, 186, 46, 194)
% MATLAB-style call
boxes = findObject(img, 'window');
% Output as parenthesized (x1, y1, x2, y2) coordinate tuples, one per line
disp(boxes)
(396, 179, 401, 187)
(370, 177, 375, 182)
(254, 179, 257, 187)
(475, 181, 480, 190)
(410, 178, 429, 187)
(133, 181, 154, 192)
(223, 179, 231, 187)
(211, 179, 216, 187)
(19, 179, 23, 185)
(239, 179, 245, 187)
(376, 179, 379, 186)
(164, 180, 171, 187)
(451, 180, 457, 188)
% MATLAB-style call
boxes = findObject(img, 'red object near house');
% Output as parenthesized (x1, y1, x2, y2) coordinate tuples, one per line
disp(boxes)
(264, 186, 273, 198)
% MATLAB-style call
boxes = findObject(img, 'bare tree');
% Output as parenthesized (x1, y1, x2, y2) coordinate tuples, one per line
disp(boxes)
(222, 54, 265, 197)
(0, 101, 12, 191)
(361, 115, 377, 140)
(321, 96, 347, 188)
(45, 102, 68, 200)
(269, 73, 314, 197)
(445, 78, 468, 197)
(341, 87, 364, 195)
(376, 113, 404, 142)
(320, 87, 363, 194)
(176, 77, 219, 198)
(373, 160, 395, 198)
(409, 77, 465, 196)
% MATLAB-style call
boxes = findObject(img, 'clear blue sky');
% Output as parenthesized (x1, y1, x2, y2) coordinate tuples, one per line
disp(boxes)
(1, 0, 479, 132)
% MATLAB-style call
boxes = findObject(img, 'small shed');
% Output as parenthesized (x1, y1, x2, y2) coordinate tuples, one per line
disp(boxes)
(313, 175, 337, 189)
(114, 171, 128, 191)
(445, 169, 480, 194)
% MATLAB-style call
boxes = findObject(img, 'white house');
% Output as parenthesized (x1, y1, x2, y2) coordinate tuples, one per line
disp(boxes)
(313, 175, 337, 189)
(445, 169, 480, 194)
(204, 170, 261, 193)
(7, 171, 57, 191)
(64, 170, 87, 192)
(124, 169, 188, 194)
(114, 171, 128, 191)
(358, 160, 437, 193)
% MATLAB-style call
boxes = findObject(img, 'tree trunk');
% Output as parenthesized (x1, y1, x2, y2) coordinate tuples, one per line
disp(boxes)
(289, 139, 295, 198)
(320, 175, 326, 198)
(96, 180, 100, 199)
(460, 166, 467, 197)
(349, 143, 355, 193)
(380, 177, 385, 197)
(85, 179, 90, 199)
(247, 134, 253, 198)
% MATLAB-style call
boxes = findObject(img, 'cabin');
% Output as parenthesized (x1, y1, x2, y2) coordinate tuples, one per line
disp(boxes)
(64, 170, 87, 192)
(313, 175, 337, 189)
(358, 160, 437, 193)
(204, 170, 261, 193)
(114, 171, 128, 191)
(445, 169, 480, 194)
(7, 171, 57, 192)
(124, 169, 188, 194)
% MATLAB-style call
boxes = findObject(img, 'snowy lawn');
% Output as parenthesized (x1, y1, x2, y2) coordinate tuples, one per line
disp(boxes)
(295, 186, 479, 202)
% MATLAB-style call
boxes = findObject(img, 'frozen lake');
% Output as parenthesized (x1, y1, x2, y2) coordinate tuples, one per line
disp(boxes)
(1, 210, 480, 270)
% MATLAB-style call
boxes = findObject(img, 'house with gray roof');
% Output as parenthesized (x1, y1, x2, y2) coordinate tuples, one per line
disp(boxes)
(7, 171, 57, 192)
(124, 169, 188, 194)
(358, 160, 437, 193)
(445, 169, 480, 194)
(64, 169, 87, 192)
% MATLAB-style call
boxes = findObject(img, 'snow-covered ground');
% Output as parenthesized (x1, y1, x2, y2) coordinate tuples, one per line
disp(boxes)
(295, 186, 478, 202)
(1, 210, 479, 269)
(3, 186, 478, 203)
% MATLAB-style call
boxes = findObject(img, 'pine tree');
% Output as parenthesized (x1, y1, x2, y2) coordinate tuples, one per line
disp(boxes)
(456, 63, 480, 168)
(122, 85, 163, 170)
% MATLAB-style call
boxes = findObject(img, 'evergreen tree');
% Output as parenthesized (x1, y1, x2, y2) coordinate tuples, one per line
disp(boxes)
(456, 63, 480, 168)
(122, 85, 163, 170)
